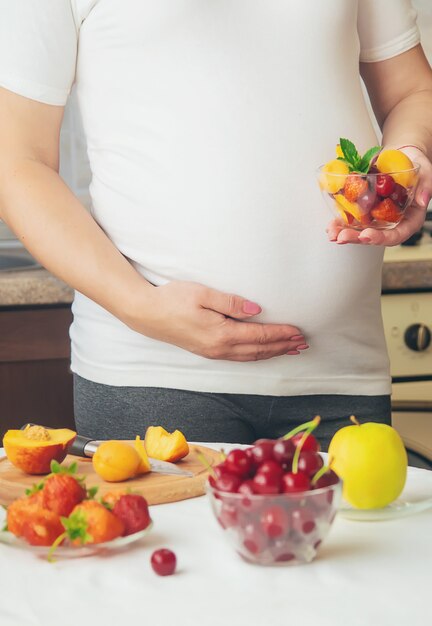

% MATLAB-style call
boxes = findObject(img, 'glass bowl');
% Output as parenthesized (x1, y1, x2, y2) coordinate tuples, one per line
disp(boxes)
(317, 165, 420, 230)
(207, 479, 342, 566)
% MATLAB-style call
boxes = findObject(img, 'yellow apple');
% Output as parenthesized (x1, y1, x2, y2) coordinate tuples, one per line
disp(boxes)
(328, 418, 408, 509)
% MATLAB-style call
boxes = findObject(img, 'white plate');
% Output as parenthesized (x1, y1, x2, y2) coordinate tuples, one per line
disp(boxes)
(0, 507, 153, 559)
(337, 468, 432, 521)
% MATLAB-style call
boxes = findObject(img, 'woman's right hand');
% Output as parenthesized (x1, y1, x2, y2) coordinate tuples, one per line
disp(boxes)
(126, 281, 308, 362)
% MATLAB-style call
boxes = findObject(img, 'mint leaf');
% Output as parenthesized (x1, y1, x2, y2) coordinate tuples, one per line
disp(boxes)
(358, 146, 381, 173)
(339, 138, 361, 170)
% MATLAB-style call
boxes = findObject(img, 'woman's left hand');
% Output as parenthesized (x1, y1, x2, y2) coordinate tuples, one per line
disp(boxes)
(326, 146, 432, 246)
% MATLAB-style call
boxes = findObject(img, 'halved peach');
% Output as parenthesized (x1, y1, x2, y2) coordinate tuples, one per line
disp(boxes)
(3, 425, 76, 475)
(144, 426, 189, 463)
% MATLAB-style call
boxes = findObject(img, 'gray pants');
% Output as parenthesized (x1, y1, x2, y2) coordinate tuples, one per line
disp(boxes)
(73, 374, 391, 451)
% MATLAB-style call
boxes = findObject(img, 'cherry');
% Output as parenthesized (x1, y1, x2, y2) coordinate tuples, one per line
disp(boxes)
(313, 469, 339, 489)
(282, 471, 310, 493)
(242, 522, 267, 555)
(252, 471, 281, 495)
(238, 479, 256, 496)
(357, 190, 378, 212)
(218, 502, 239, 529)
(290, 507, 316, 535)
(272, 439, 295, 464)
(260, 505, 290, 538)
(250, 439, 275, 464)
(151, 549, 177, 576)
(244, 447, 257, 470)
(225, 449, 253, 478)
(291, 433, 320, 453)
(256, 460, 284, 481)
(390, 182, 408, 207)
(213, 473, 242, 493)
(297, 452, 324, 477)
(238, 479, 262, 512)
(375, 173, 395, 197)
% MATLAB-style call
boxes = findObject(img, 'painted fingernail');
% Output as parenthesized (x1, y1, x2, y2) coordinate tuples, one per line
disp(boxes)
(290, 334, 305, 341)
(286, 350, 300, 355)
(242, 301, 261, 315)
(421, 192, 431, 207)
(359, 236, 371, 243)
(296, 344, 309, 350)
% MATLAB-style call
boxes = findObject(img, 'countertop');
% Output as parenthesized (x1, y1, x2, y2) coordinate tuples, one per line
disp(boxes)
(0, 444, 431, 626)
(1, 241, 432, 307)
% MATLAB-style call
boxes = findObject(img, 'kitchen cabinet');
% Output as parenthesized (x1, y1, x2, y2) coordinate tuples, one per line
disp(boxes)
(0, 305, 75, 440)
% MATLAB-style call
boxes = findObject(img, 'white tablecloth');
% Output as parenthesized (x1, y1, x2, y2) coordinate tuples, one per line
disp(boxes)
(1, 445, 431, 626)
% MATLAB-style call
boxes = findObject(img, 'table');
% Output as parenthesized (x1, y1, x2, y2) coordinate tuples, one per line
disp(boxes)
(1, 445, 431, 626)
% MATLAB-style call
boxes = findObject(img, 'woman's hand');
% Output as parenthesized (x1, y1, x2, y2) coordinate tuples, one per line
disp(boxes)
(326, 146, 432, 246)
(126, 281, 307, 362)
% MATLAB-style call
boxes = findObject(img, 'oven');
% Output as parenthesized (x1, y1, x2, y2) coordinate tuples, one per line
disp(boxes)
(382, 225, 432, 469)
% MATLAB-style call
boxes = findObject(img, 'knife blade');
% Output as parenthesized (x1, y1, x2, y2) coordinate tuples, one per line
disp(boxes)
(20, 425, 194, 478)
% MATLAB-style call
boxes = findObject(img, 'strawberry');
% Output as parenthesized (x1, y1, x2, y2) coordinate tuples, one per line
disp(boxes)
(371, 198, 402, 223)
(42, 473, 86, 517)
(113, 494, 151, 536)
(6, 493, 44, 537)
(101, 491, 129, 510)
(20, 509, 64, 547)
(343, 175, 369, 202)
(65, 501, 125, 545)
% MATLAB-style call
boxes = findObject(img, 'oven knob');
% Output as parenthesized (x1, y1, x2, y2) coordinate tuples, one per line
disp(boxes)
(404, 324, 432, 352)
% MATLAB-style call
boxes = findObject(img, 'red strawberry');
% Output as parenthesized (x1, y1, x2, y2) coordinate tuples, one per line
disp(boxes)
(113, 494, 151, 536)
(42, 474, 86, 517)
(343, 175, 369, 202)
(21, 509, 64, 547)
(68, 501, 125, 545)
(371, 198, 402, 223)
(7, 493, 45, 537)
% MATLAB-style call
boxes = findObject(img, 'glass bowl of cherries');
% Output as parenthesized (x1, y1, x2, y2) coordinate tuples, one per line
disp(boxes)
(207, 417, 342, 566)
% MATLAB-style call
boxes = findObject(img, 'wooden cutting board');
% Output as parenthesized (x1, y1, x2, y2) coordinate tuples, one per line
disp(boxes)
(0, 444, 222, 507)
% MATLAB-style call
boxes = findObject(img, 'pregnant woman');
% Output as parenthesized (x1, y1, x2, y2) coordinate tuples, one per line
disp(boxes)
(0, 0, 431, 447)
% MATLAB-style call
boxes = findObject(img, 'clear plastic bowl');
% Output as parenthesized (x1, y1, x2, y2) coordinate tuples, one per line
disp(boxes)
(207, 479, 342, 566)
(317, 166, 420, 231)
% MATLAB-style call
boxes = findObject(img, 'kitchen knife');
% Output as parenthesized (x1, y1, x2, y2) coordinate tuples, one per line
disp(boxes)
(20, 425, 194, 478)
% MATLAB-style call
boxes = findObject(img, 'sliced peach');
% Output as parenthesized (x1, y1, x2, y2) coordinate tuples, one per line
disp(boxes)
(334, 194, 363, 223)
(3, 426, 76, 475)
(144, 426, 189, 463)
(134, 436, 151, 474)
(319, 159, 349, 193)
(375, 149, 416, 188)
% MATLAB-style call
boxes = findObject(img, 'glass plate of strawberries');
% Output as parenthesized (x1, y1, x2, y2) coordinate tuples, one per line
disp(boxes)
(0, 461, 153, 560)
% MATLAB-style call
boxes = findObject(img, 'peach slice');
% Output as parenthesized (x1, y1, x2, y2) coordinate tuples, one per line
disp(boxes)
(144, 426, 189, 463)
(3, 425, 76, 475)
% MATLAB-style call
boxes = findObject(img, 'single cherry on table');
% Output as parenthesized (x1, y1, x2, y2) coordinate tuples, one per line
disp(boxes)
(151, 548, 177, 576)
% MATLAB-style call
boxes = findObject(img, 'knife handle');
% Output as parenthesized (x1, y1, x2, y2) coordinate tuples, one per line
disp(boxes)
(68, 435, 96, 457)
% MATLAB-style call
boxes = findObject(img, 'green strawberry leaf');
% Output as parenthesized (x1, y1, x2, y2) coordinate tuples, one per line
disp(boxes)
(49, 460, 85, 483)
(86, 486, 99, 500)
(25, 482, 45, 496)
(61, 511, 93, 545)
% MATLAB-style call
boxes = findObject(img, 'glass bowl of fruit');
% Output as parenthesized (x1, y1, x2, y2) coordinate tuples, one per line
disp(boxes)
(206, 418, 342, 566)
(317, 140, 420, 231)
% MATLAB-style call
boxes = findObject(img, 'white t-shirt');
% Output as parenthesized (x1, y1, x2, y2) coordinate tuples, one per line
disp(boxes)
(0, 0, 421, 395)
